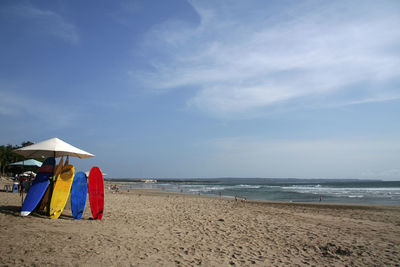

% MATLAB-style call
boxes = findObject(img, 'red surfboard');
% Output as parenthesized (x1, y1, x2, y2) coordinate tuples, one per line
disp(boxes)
(88, 167, 104, 220)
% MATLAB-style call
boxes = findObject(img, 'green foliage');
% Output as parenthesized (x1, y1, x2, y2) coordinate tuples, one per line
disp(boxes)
(0, 141, 35, 176)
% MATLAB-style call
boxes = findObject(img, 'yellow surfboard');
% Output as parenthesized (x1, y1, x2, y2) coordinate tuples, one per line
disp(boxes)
(49, 164, 75, 219)
(39, 156, 64, 213)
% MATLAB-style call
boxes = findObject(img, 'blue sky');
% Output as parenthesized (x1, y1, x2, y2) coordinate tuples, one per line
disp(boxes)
(1, 0, 399, 180)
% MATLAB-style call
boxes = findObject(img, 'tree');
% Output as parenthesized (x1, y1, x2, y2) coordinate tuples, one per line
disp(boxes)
(0, 141, 34, 176)
(21, 141, 34, 147)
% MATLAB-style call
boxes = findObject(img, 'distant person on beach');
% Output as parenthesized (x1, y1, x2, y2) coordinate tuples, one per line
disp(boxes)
(18, 176, 24, 195)
(320, 196, 322, 202)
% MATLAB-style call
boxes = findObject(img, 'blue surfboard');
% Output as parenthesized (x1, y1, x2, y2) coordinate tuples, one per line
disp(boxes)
(21, 157, 55, 216)
(70, 171, 88, 220)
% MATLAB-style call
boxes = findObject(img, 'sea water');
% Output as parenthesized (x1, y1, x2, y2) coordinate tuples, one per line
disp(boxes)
(113, 178, 400, 205)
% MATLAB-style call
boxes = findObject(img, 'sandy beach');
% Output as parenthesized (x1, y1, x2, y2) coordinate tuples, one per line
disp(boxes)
(0, 179, 399, 267)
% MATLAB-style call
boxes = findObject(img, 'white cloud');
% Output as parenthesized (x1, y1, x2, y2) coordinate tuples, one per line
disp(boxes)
(0, 89, 80, 129)
(3, 3, 79, 44)
(202, 137, 400, 179)
(0, 90, 25, 116)
(133, 0, 400, 118)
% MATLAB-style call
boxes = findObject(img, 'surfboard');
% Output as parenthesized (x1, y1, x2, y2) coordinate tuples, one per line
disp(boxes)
(21, 157, 55, 217)
(88, 167, 104, 220)
(70, 171, 88, 220)
(38, 156, 64, 213)
(49, 164, 75, 219)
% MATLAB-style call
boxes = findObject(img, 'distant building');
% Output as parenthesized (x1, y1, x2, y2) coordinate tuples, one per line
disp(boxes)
(140, 179, 157, 183)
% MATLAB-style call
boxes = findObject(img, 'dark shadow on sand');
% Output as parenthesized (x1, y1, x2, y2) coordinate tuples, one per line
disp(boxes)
(0, 205, 21, 217)
(0, 205, 49, 219)
(0, 205, 76, 220)
(58, 213, 75, 220)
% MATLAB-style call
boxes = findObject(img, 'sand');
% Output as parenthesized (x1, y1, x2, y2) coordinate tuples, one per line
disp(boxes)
(0, 178, 399, 266)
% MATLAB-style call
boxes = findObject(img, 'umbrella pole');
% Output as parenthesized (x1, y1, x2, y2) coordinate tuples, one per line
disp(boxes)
(46, 152, 56, 216)
(21, 161, 24, 206)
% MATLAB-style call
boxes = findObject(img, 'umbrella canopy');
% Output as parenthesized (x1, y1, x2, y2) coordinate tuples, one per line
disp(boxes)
(14, 137, 95, 159)
(9, 159, 43, 167)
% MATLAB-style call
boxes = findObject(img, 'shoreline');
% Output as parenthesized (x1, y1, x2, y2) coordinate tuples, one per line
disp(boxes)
(1, 179, 400, 266)
(106, 181, 400, 209)
(105, 178, 400, 205)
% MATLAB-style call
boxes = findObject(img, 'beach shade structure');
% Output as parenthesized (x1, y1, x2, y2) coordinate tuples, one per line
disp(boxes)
(14, 137, 94, 216)
(13, 137, 95, 159)
(9, 159, 43, 167)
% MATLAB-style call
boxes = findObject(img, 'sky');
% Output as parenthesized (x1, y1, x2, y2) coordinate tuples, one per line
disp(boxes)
(1, 0, 400, 180)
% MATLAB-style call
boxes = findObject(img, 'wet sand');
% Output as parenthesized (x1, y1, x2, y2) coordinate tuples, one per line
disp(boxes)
(0, 179, 399, 266)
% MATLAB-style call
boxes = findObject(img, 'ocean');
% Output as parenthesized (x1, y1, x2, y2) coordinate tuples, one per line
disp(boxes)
(110, 178, 400, 205)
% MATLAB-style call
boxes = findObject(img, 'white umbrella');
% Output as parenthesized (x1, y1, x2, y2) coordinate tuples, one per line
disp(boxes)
(14, 137, 94, 159)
